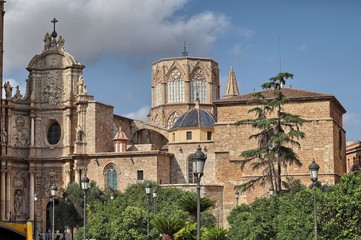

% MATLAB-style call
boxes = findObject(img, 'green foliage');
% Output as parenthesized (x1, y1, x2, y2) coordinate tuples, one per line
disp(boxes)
(202, 227, 229, 240)
(228, 174, 361, 239)
(235, 72, 305, 193)
(177, 191, 214, 220)
(175, 223, 197, 240)
(151, 216, 185, 239)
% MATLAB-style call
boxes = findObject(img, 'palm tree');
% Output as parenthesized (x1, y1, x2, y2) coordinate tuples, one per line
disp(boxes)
(202, 227, 229, 240)
(151, 216, 185, 240)
(177, 192, 214, 221)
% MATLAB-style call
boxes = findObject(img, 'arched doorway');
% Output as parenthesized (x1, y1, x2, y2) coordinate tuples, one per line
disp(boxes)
(45, 199, 58, 237)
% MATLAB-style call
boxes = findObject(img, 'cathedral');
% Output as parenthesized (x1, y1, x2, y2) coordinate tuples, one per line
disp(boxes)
(0, 9, 347, 235)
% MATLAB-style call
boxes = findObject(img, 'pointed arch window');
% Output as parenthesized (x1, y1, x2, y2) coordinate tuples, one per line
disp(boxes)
(187, 155, 195, 183)
(191, 67, 207, 102)
(167, 68, 185, 103)
(104, 164, 118, 190)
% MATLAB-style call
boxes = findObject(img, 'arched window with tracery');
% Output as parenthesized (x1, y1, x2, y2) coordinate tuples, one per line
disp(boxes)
(190, 67, 206, 102)
(104, 163, 118, 190)
(167, 68, 185, 103)
(167, 111, 180, 129)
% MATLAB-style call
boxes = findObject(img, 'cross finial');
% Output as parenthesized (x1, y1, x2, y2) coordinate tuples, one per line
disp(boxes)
(51, 18, 58, 38)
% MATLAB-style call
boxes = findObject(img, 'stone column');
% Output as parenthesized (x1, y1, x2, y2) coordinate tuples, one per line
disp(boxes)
(29, 169, 35, 220)
(1, 165, 6, 220)
(74, 167, 80, 185)
(30, 115, 35, 146)
(185, 62, 191, 102)
(6, 166, 10, 220)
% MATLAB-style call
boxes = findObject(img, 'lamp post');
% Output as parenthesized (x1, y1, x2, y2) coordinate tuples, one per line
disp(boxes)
(110, 192, 115, 200)
(309, 159, 320, 240)
(235, 190, 239, 206)
(50, 184, 57, 240)
(34, 194, 38, 240)
(152, 188, 157, 214)
(269, 186, 275, 196)
(192, 145, 207, 240)
(145, 182, 151, 240)
(81, 175, 90, 240)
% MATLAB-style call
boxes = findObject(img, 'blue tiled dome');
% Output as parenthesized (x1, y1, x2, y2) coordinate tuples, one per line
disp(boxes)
(171, 108, 216, 129)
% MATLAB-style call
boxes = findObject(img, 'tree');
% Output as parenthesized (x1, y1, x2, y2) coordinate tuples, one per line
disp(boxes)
(151, 216, 185, 240)
(202, 227, 229, 240)
(318, 173, 361, 239)
(236, 72, 305, 193)
(177, 191, 214, 221)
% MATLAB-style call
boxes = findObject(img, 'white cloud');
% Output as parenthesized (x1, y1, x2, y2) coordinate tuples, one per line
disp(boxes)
(237, 27, 255, 38)
(4, 0, 229, 73)
(124, 105, 150, 122)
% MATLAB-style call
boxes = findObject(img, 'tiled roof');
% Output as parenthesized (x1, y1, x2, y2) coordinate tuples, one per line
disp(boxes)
(214, 88, 347, 113)
(171, 108, 216, 129)
(216, 88, 334, 103)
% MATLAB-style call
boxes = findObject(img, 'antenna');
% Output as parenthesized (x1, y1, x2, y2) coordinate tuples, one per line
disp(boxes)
(278, 36, 282, 73)
(182, 41, 188, 57)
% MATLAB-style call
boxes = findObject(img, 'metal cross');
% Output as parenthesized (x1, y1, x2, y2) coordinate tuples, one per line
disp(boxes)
(51, 18, 58, 33)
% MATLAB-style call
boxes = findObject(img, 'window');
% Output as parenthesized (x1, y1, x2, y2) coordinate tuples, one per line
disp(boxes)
(167, 69, 185, 103)
(207, 131, 212, 140)
(47, 122, 61, 145)
(172, 133, 175, 142)
(105, 165, 118, 190)
(137, 170, 144, 180)
(186, 131, 192, 140)
(190, 67, 207, 103)
(188, 156, 195, 183)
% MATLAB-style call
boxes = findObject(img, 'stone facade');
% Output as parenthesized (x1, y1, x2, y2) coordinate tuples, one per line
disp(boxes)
(0, 25, 347, 234)
(346, 141, 361, 173)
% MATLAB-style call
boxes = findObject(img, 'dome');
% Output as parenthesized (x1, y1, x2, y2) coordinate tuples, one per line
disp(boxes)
(113, 128, 128, 141)
(171, 108, 216, 129)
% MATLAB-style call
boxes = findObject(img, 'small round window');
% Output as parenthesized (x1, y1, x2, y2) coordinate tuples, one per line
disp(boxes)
(47, 122, 61, 145)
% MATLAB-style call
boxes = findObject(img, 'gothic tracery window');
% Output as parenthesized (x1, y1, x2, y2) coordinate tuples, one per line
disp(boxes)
(167, 68, 185, 103)
(167, 111, 180, 129)
(190, 67, 206, 102)
(104, 164, 118, 190)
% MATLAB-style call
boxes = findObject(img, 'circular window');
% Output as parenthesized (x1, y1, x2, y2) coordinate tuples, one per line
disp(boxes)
(47, 122, 61, 145)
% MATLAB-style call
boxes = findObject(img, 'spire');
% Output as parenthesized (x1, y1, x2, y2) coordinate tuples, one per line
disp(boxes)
(225, 66, 239, 98)
(182, 41, 188, 57)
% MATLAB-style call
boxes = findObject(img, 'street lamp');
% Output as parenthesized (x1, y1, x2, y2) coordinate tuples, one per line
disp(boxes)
(152, 188, 157, 214)
(192, 145, 207, 240)
(81, 175, 90, 240)
(34, 194, 38, 240)
(110, 192, 115, 200)
(50, 184, 57, 240)
(269, 186, 275, 196)
(145, 182, 151, 240)
(235, 190, 239, 206)
(309, 159, 320, 240)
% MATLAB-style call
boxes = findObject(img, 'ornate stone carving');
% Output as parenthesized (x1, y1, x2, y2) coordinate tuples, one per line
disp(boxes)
(13, 116, 29, 147)
(193, 67, 205, 80)
(42, 72, 63, 105)
(4, 81, 12, 99)
(167, 111, 180, 129)
(14, 189, 24, 214)
(77, 76, 87, 95)
(43, 169, 59, 196)
(12, 86, 23, 101)
(13, 171, 26, 187)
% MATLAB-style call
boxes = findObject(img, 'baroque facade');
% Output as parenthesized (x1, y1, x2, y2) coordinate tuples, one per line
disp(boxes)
(0, 22, 347, 233)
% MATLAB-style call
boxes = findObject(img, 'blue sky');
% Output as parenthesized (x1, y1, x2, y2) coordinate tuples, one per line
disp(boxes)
(3, 0, 361, 141)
